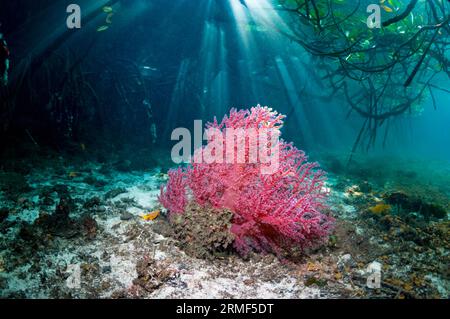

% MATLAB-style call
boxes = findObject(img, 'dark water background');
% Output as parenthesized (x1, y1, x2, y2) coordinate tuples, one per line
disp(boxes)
(1, 0, 449, 164)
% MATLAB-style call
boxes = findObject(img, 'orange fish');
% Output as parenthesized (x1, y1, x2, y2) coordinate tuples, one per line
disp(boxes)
(141, 210, 160, 221)
(68, 172, 78, 178)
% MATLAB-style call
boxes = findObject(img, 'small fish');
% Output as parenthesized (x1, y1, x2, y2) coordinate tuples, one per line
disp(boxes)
(80, 143, 86, 151)
(106, 13, 114, 24)
(103, 6, 113, 13)
(139, 66, 161, 79)
(141, 210, 160, 221)
(381, 4, 393, 13)
(142, 66, 158, 72)
(68, 172, 78, 178)
(97, 25, 109, 32)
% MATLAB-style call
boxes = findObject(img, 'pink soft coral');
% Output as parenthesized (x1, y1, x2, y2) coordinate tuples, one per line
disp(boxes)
(158, 167, 188, 214)
(159, 105, 333, 256)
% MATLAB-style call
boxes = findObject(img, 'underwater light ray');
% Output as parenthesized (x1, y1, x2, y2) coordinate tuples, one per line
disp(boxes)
(274, 55, 315, 146)
(287, 54, 343, 148)
(163, 58, 191, 139)
(228, 0, 252, 47)
(227, 0, 278, 105)
(199, 22, 218, 115)
(244, 0, 291, 32)
(217, 28, 230, 116)
(197, 0, 232, 118)
(203, 25, 231, 118)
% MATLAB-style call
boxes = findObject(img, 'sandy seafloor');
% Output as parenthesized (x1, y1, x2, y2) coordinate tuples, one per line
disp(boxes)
(0, 154, 448, 299)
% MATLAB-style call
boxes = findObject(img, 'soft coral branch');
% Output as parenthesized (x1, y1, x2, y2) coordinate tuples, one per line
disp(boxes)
(158, 167, 188, 214)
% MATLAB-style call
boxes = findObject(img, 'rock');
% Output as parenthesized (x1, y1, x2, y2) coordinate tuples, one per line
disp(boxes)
(30, 262, 41, 273)
(102, 265, 112, 274)
(54, 197, 72, 222)
(133, 256, 176, 292)
(111, 289, 128, 299)
(104, 188, 127, 200)
(0, 208, 9, 223)
(81, 215, 98, 240)
(40, 196, 55, 206)
(36, 196, 80, 239)
(120, 197, 138, 207)
(422, 203, 447, 219)
(337, 253, 355, 270)
(39, 186, 57, 198)
(6, 291, 26, 299)
(53, 184, 70, 196)
(0, 276, 8, 290)
(83, 196, 102, 209)
(169, 202, 235, 260)
(120, 211, 134, 221)
(101, 251, 109, 260)
(95, 206, 106, 213)
(243, 279, 255, 286)
(18, 223, 38, 242)
(385, 191, 447, 220)
(304, 276, 327, 287)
